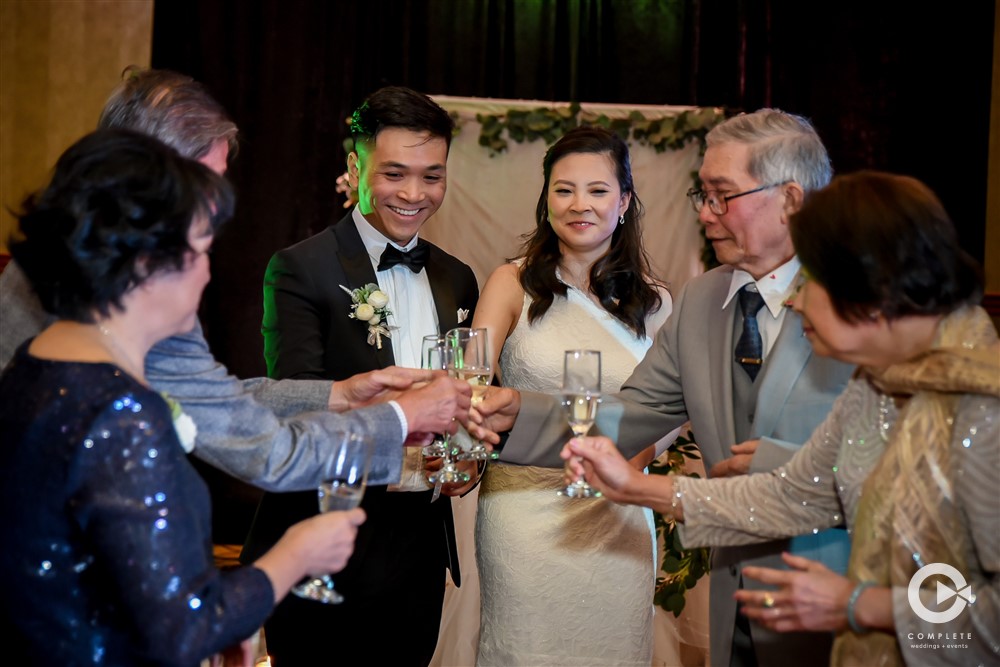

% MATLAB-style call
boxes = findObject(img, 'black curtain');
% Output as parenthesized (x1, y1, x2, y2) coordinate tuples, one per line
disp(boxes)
(152, 0, 995, 381)
(150, 0, 993, 547)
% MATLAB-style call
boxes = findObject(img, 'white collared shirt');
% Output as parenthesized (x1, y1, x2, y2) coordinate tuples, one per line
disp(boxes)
(352, 207, 439, 490)
(352, 207, 440, 369)
(722, 257, 802, 359)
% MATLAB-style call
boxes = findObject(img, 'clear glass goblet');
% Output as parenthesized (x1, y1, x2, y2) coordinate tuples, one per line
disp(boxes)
(558, 349, 602, 499)
(446, 327, 493, 462)
(291, 431, 372, 603)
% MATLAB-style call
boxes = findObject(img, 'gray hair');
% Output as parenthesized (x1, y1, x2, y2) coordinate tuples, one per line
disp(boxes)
(706, 109, 832, 192)
(98, 66, 238, 161)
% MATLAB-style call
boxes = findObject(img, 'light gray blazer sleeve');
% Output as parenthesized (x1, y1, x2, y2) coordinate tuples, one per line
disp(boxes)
(0, 262, 51, 370)
(146, 322, 403, 490)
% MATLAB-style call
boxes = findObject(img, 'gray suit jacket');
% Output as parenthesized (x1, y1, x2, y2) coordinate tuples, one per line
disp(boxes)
(503, 264, 855, 667)
(0, 261, 404, 490)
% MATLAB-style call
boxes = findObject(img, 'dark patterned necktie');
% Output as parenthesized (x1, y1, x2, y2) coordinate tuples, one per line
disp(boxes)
(735, 286, 766, 381)
(377, 242, 429, 273)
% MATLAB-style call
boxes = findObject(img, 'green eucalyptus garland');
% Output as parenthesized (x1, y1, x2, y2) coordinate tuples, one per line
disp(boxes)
(471, 103, 723, 156)
(647, 429, 712, 617)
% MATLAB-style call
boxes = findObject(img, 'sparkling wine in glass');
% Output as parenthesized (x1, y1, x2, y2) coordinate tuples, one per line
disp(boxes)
(424, 342, 471, 486)
(446, 327, 493, 461)
(421, 334, 450, 458)
(559, 349, 602, 498)
(292, 431, 371, 604)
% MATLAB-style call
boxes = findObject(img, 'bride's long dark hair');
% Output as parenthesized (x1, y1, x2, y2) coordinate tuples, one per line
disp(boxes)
(518, 126, 663, 337)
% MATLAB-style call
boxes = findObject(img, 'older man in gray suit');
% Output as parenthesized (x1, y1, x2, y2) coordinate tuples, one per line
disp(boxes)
(483, 109, 855, 667)
(0, 68, 474, 494)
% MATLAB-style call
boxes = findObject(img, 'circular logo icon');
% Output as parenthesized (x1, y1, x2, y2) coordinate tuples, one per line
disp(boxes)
(907, 563, 974, 624)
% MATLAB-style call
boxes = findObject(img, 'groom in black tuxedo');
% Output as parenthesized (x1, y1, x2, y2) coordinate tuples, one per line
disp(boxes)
(241, 87, 480, 666)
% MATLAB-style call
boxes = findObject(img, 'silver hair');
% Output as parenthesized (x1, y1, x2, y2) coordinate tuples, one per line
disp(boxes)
(706, 109, 832, 192)
(98, 66, 238, 161)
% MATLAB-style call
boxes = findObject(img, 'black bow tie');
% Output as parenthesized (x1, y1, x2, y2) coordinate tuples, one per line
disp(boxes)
(377, 242, 429, 273)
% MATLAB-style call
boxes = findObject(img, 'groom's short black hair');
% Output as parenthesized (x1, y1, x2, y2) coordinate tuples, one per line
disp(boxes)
(349, 86, 454, 151)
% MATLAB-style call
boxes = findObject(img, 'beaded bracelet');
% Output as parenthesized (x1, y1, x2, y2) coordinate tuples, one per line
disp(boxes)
(847, 581, 877, 634)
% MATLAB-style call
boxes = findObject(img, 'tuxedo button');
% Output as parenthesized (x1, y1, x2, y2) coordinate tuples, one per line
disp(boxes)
(729, 565, 738, 576)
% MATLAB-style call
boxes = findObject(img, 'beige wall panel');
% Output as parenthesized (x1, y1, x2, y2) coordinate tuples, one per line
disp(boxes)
(1, 0, 153, 253)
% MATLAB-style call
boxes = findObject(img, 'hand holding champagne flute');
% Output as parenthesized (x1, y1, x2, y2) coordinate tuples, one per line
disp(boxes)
(420, 334, 451, 458)
(559, 349, 602, 498)
(446, 327, 493, 461)
(291, 430, 372, 604)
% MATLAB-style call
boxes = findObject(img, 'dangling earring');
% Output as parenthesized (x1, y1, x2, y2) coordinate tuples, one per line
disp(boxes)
(618, 215, 625, 226)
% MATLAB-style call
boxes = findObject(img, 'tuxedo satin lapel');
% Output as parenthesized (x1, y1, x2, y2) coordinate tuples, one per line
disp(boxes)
(333, 221, 397, 368)
(425, 243, 459, 333)
(752, 310, 812, 439)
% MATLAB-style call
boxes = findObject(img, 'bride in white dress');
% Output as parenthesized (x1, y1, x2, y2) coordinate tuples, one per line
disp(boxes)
(472, 126, 680, 666)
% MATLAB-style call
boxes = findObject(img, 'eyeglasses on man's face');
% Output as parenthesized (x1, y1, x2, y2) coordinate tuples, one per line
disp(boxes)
(686, 181, 789, 216)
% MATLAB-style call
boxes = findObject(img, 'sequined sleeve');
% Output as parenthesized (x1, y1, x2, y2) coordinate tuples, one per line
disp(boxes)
(75, 394, 274, 663)
(674, 378, 864, 548)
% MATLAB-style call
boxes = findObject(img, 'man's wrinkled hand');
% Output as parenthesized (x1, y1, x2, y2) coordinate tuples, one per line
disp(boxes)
(328, 367, 438, 412)
(709, 439, 759, 478)
(396, 376, 472, 436)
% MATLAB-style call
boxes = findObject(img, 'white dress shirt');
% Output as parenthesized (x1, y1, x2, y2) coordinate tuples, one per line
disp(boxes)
(352, 207, 440, 368)
(352, 207, 439, 490)
(722, 256, 802, 359)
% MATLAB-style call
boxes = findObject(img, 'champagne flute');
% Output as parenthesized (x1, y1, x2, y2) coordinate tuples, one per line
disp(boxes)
(291, 431, 372, 604)
(420, 334, 450, 458)
(558, 349, 602, 498)
(446, 327, 493, 461)
(425, 342, 471, 486)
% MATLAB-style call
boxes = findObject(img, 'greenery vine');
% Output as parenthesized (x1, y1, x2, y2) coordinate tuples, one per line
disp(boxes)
(647, 429, 712, 616)
(472, 103, 723, 157)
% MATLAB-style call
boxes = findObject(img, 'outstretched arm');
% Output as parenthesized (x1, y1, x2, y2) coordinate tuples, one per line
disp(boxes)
(147, 322, 406, 490)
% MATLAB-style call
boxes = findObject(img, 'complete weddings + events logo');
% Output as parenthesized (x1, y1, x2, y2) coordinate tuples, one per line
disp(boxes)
(905, 562, 976, 653)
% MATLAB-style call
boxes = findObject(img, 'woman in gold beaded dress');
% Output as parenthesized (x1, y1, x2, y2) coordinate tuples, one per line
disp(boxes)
(564, 170, 999, 667)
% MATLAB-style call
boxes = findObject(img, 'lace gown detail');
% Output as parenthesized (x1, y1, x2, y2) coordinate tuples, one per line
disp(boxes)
(476, 285, 658, 666)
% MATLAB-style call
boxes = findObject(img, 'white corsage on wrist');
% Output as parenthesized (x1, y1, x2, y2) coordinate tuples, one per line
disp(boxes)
(341, 283, 395, 349)
(161, 394, 197, 453)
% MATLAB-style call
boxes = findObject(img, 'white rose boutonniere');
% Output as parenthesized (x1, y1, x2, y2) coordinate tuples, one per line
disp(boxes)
(340, 283, 395, 349)
(161, 394, 197, 453)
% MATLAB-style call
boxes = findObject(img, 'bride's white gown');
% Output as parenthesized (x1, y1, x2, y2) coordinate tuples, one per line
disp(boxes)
(476, 283, 668, 666)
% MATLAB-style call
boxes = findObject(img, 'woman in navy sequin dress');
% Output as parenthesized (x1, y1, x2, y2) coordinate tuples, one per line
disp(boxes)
(0, 130, 365, 666)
